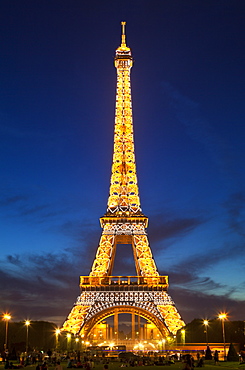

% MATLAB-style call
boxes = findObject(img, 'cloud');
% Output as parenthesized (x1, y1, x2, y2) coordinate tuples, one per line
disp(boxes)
(20, 204, 49, 216)
(0, 250, 83, 324)
(6, 255, 22, 266)
(164, 240, 245, 285)
(169, 286, 245, 323)
(223, 191, 245, 236)
(0, 206, 110, 324)
(0, 195, 28, 207)
(148, 213, 205, 246)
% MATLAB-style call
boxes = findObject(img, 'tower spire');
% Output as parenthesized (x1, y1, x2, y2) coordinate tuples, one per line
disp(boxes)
(121, 21, 126, 46)
(107, 21, 140, 216)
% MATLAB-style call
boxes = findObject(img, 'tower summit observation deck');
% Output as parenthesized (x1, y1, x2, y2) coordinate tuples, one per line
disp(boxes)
(62, 22, 184, 340)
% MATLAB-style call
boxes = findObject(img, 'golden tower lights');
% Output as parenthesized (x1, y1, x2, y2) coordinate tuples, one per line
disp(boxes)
(62, 22, 184, 340)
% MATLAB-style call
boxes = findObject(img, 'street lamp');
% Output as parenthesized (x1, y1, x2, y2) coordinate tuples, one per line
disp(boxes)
(218, 313, 227, 360)
(203, 320, 209, 346)
(55, 328, 61, 351)
(161, 338, 166, 352)
(25, 320, 30, 355)
(181, 329, 186, 346)
(3, 314, 11, 352)
(67, 333, 71, 351)
(75, 337, 79, 351)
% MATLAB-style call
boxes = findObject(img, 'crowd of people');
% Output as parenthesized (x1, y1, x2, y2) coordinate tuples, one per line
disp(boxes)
(2, 348, 244, 370)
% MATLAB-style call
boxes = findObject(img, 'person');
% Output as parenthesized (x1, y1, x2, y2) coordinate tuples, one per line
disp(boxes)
(214, 350, 219, 365)
(197, 357, 204, 367)
(55, 362, 63, 370)
(183, 354, 194, 370)
(41, 362, 48, 370)
(67, 359, 73, 369)
(84, 361, 90, 370)
(47, 350, 52, 362)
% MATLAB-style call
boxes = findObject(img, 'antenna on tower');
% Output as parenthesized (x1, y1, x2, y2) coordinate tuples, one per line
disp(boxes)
(121, 21, 126, 46)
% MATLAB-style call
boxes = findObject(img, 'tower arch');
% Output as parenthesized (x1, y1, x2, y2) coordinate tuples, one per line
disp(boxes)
(81, 305, 170, 339)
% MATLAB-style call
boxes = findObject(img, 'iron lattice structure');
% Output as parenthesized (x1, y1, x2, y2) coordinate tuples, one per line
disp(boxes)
(62, 22, 185, 338)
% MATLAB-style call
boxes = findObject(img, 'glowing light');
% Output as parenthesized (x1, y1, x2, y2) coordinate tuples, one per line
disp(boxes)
(218, 312, 228, 360)
(218, 313, 227, 320)
(3, 314, 12, 350)
(148, 342, 156, 348)
(25, 320, 30, 354)
(67, 333, 71, 338)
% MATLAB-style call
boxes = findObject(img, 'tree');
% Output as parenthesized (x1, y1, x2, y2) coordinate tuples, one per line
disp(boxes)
(205, 346, 212, 360)
(227, 343, 239, 362)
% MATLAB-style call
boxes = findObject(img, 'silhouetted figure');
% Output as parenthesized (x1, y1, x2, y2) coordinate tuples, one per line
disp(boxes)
(214, 350, 219, 365)
(197, 357, 204, 367)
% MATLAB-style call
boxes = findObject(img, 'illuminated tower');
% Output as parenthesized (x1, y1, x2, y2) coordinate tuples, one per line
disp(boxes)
(62, 22, 184, 339)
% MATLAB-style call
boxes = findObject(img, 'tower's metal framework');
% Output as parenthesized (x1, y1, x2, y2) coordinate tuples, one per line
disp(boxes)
(62, 22, 184, 338)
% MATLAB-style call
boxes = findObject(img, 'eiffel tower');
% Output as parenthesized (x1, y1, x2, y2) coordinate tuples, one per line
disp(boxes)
(62, 22, 184, 340)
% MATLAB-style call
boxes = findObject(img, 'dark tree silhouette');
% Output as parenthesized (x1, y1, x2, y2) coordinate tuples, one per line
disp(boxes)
(227, 343, 239, 362)
(205, 345, 212, 360)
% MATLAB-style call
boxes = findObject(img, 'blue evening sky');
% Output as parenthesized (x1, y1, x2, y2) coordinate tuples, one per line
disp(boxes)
(0, 0, 244, 325)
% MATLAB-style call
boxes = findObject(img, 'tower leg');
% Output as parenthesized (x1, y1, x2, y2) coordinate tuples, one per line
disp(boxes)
(109, 326, 113, 340)
(114, 311, 118, 343)
(138, 315, 141, 340)
(132, 313, 135, 341)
